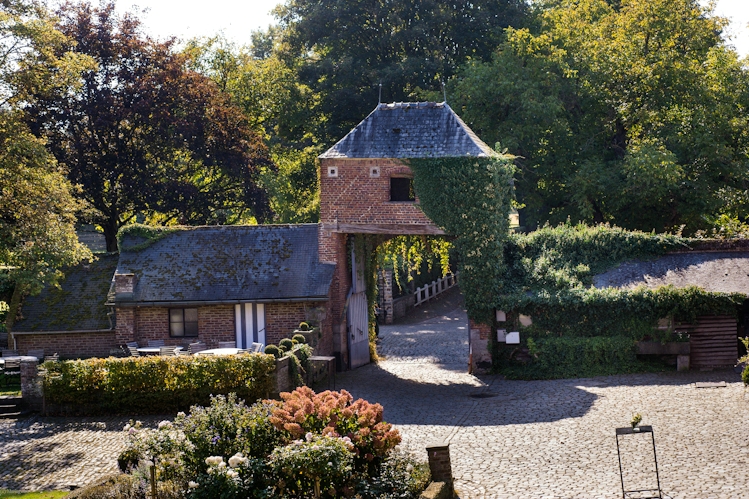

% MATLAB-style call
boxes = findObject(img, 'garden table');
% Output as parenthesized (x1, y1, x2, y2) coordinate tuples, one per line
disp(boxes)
(136, 346, 183, 355)
(194, 348, 246, 356)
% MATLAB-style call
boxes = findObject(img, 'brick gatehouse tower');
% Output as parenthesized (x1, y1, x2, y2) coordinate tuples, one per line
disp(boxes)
(317, 101, 494, 370)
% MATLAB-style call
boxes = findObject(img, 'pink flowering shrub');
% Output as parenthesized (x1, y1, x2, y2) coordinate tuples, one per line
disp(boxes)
(268, 387, 401, 470)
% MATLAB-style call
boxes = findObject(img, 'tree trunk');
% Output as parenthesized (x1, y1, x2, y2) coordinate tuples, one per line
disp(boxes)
(5, 282, 27, 333)
(103, 217, 119, 253)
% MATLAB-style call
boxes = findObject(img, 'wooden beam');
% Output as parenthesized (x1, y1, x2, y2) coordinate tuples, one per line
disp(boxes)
(325, 222, 447, 236)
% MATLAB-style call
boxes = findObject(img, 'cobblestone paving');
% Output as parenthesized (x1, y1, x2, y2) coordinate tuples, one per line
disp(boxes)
(2, 291, 747, 497)
(0, 415, 164, 491)
(340, 303, 749, 499)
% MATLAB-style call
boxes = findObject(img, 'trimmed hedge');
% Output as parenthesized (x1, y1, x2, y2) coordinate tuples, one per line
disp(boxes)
(495, 336, 666, 380)
(42, 354, 276, 414)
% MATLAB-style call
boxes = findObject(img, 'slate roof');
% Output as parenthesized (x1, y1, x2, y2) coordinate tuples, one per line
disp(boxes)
(593, 251, 749, 295)
(14, 254, 118, 332)
(319, 102, 494, 158)
(115, 224, 335, 304)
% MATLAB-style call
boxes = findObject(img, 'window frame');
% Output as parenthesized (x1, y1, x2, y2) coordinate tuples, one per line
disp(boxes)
(389, 176, 415, 202)
(169, 307, 199, 337)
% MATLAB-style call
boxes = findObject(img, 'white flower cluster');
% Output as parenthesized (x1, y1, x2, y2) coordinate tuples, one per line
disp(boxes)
(158, 420, 173, 430)
(204, 454, 247, 480)
(228, 453, 249, 468)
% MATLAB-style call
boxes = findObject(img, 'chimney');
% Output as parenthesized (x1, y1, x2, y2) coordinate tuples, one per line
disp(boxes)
(114, 273, 137, 301)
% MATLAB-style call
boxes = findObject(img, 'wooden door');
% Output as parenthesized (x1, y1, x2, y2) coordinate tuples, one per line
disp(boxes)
(347, 242, 370, 369)
(235, 303, 266, 349)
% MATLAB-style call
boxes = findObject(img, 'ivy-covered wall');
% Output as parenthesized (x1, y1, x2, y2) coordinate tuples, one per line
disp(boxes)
(407, 155, 746, 378)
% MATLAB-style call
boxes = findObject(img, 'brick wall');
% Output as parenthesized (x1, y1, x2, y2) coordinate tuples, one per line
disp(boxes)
(130, 306, 235, 348)
(15, 331, 118, 359)
(265, 303, 307, 345)
(319, 158, 437, 227)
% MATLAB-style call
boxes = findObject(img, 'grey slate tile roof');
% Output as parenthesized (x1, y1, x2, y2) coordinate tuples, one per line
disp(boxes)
(593, 251, 749, 295)
(14, 254, 118, 332)
(115, 224, 335, 304)
(319, 102, 494, 158)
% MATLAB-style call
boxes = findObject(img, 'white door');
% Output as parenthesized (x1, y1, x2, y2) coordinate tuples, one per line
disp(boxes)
(235, 303, 266, 348)
(347, 242, 370, 369)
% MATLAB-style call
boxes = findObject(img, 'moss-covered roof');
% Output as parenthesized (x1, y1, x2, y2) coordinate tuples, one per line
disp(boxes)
(115, 224, 335, 304)
(13, 254, 118, 332)
(594, 250, 749, 294)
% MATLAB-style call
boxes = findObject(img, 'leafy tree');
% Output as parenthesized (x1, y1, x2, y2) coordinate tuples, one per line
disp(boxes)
(451, 0, 749, 233)
(0, 0, 93, 330)
(275, 0, 529, 144)
(28, 2, 273, 252)
(185, 36, 321, 223)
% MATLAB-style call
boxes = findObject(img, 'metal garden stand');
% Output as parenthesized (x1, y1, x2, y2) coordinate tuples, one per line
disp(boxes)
(615, 425, 662, 499)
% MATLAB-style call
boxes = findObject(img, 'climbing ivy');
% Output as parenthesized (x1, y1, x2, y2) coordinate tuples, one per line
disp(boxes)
(409, 155, 516, 323)
(116, 224, 180, 252)
(376, 235, 451, 294)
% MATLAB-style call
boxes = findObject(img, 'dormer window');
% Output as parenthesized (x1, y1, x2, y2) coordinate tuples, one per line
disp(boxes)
(390, 177, 415, 202)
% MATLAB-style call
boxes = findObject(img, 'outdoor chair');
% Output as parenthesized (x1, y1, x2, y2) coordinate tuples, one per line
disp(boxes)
(188, 342, 207, 355)
(128, 346, 141, 357)
(2, 358, 20, 387)
(27, 349, 45, 359)
(43, 353, 59, 362)
(147, 339, 165, 347)
(159, 346, 178, 356)
(126, 341, 139, 348)
(1, 350, 18, 357)
(251, 342, 264, 353)
(218, 341, 236, 348)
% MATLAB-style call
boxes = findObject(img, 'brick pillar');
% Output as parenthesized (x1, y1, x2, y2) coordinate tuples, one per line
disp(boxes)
(21, 359, 43, 412)
(426, 442, 454, 495)
(381, 269, 394, 324)
(318, 226, 351, 369)
(115, 307, 137, 344)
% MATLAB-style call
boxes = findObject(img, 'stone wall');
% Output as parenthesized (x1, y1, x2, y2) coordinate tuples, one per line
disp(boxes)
(14, 331, 117, 358)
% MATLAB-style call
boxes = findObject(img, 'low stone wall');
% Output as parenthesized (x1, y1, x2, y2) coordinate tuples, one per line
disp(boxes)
(392, 294, 416, 322)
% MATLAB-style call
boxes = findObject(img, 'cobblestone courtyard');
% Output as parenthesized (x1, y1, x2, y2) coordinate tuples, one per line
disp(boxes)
(1, 289, 748, 497)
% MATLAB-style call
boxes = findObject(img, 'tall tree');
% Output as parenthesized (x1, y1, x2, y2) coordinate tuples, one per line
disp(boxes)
(28, 2, 273, 252)
(185, 36, 321, 223)
(0, 0, 93, 330)
(451, 0, 749, 233)
(275, 0, 529, 144)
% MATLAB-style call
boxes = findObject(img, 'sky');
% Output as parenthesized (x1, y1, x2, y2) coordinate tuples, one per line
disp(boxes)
(109, 0, 749, 58)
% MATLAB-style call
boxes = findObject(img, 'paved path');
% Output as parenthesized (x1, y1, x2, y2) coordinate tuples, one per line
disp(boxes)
(338, 297, 749, 499)
(2, 290, 748, 497)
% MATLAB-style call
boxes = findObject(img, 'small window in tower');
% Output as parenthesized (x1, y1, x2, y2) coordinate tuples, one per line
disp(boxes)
(327, 166, 338, 178)
(370, 166, 380, 178)
(390, 177, 415, 202)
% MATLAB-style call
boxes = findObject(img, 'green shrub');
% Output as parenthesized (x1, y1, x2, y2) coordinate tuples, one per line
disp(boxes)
(190, 455, 272, 499)
(264, 345, 281, 358)
(175, 394, 282, 470)
(297, 322, 311, 331)
(292, 334, 307, 344)
(355, 449, 431, 498)
(269, 435, 354, 498)
(117, 447, 141, 472)
(279, 338, 294, 352)
(42, 354, 276, 414)
(495, 336, 665, 380)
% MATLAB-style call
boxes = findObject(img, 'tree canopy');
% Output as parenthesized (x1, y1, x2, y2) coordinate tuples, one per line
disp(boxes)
(28, 2, 273, 252)
(275, 0, 529, 144)
(450, 0, 749, 234)
(0, 0, 93, 329)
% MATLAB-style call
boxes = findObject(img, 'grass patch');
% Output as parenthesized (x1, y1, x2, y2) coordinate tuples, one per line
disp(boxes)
(0, 490, 69, 499)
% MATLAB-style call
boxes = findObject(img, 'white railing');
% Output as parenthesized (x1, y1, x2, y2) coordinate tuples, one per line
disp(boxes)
(414, 273, 458, 307)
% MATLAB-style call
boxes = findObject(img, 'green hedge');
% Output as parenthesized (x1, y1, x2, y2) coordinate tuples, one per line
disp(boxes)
(494, 336, 665, 380)
(42, 354, 276, 415)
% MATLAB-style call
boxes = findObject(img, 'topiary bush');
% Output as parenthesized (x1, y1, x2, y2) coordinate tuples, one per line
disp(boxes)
(264, 344, 281, 359)
(42, 354, 276, 414)
(292, 334, 307, 344)
(279, 338, 294, 352)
